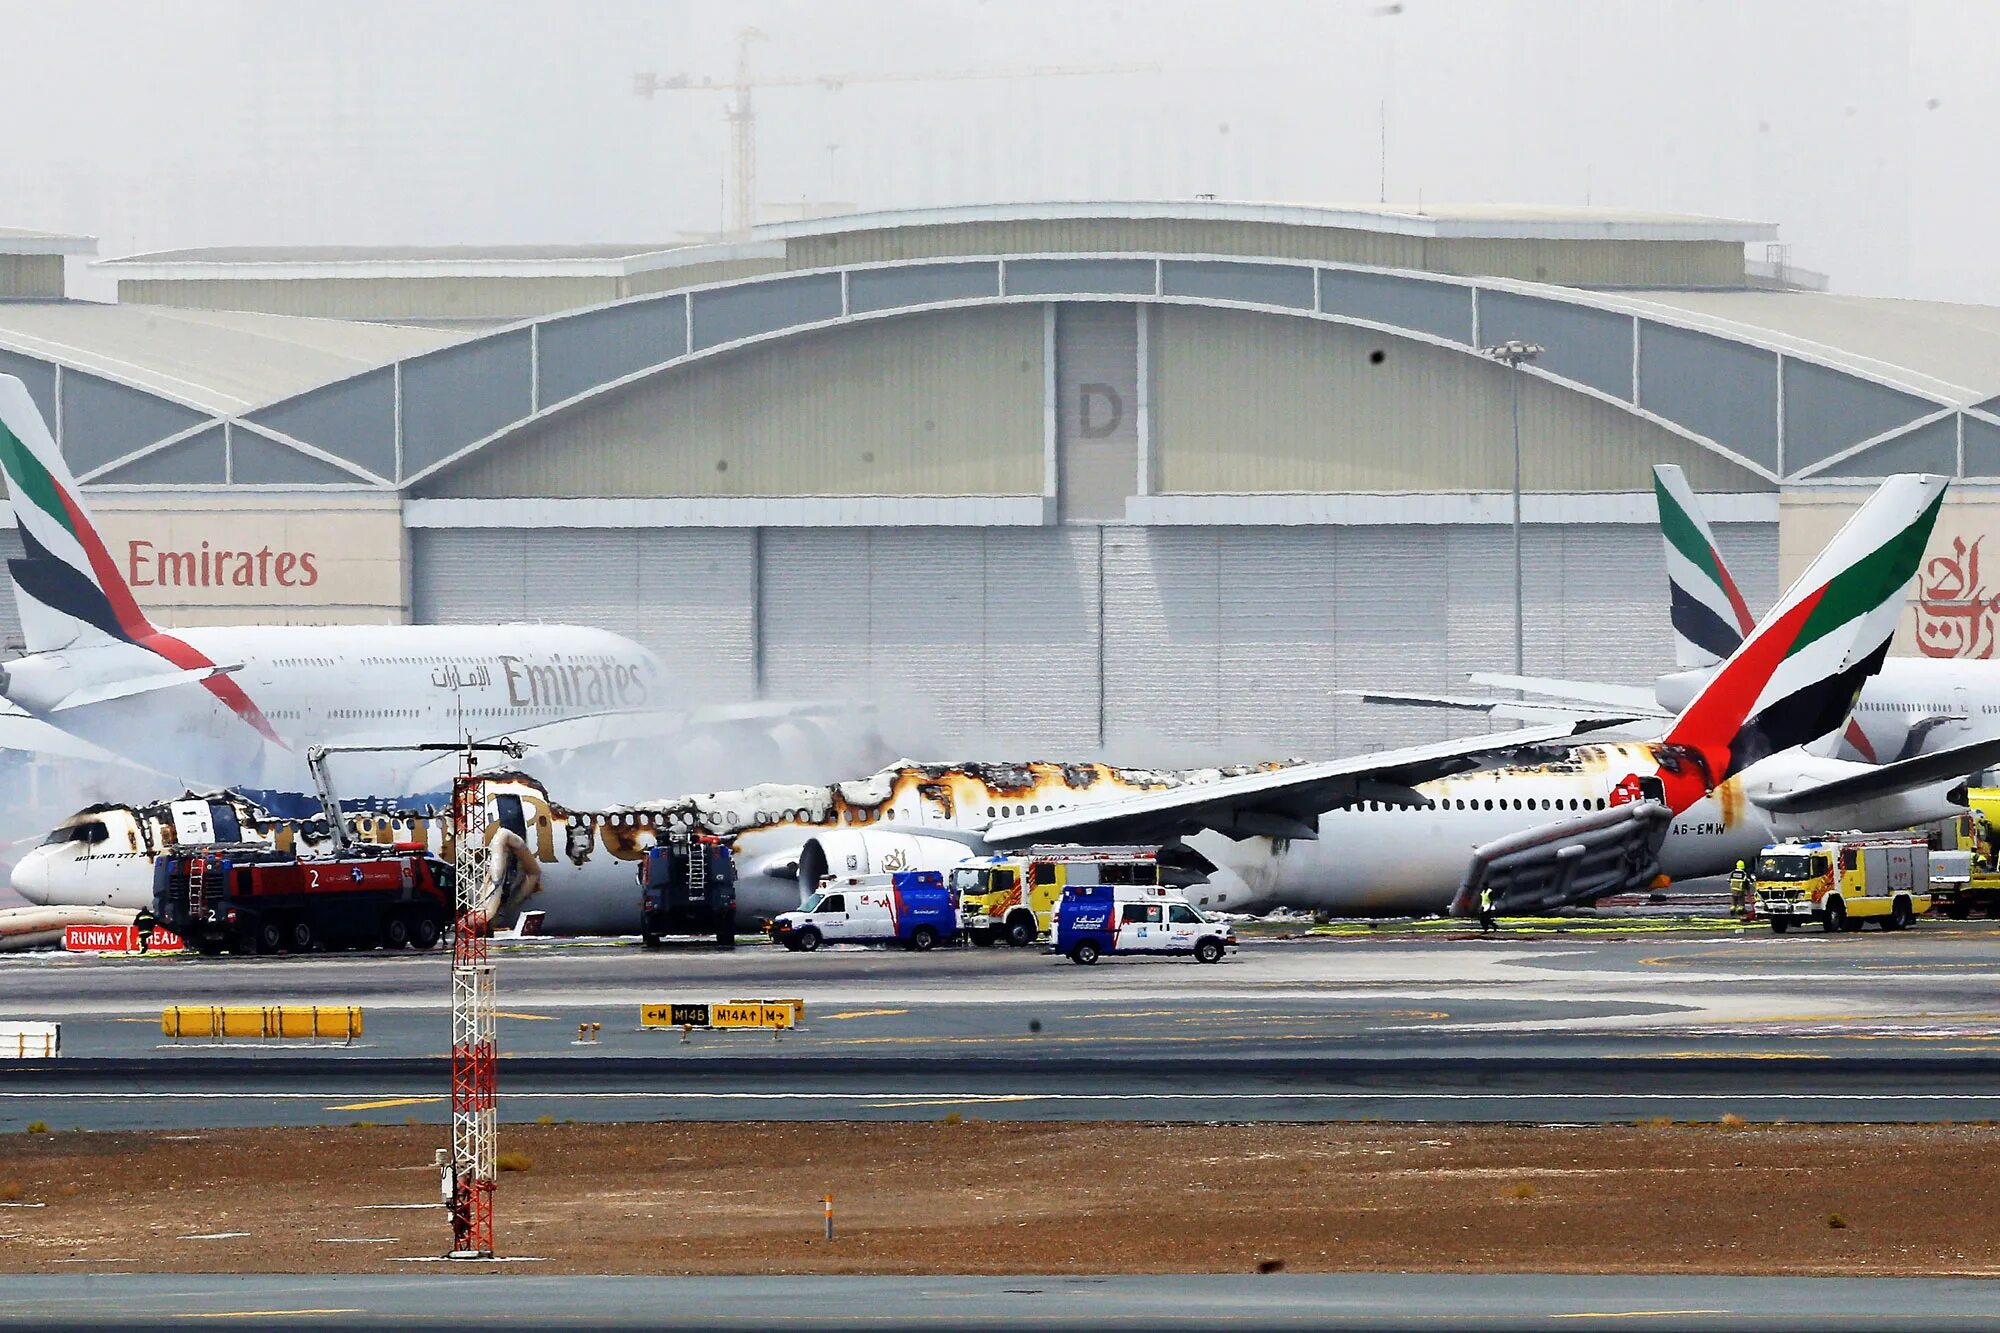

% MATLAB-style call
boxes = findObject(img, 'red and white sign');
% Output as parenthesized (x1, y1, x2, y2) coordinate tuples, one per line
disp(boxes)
(63, 923, 185, 954)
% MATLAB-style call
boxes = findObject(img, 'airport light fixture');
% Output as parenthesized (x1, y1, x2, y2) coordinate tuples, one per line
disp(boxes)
(1480, 339, 1545, 680)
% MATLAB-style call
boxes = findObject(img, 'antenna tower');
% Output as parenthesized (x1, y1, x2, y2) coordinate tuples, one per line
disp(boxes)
(448, 750, 497, 1258)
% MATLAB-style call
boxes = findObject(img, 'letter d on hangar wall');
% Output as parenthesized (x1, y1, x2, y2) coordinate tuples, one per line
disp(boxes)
(1078, 383, 1124, 439)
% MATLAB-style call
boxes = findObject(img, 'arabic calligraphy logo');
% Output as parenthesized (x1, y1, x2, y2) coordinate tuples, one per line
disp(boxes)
(879, 848, 909, 872)
(1917, 537, 2000, 659)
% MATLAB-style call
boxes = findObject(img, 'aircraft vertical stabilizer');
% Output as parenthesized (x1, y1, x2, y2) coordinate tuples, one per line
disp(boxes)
(1662, 472, 1946, 792)
(1653, 463, 1755, 670)
(0, 375, 158, 655)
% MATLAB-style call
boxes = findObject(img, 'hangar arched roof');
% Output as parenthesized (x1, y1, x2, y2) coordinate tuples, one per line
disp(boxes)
(9, 224, 2000, 503)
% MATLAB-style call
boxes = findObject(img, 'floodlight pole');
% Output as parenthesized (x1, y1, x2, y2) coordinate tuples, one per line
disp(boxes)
(1481, 340, 1544, 681)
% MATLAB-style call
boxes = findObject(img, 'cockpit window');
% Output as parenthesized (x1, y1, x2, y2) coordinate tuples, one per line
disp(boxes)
(45, 821, 108, 847)
(209, 803, 242, 844)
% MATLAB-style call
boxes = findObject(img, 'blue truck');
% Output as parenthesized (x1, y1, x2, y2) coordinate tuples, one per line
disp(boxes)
(638, 832, 738, 949)
(1052, 883, 1235, 965)
(769, 871, 958, 951)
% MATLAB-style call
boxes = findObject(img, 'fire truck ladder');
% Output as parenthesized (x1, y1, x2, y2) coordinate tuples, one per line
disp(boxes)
(685, 836, 707, 901)
(185, 857, 207, 920)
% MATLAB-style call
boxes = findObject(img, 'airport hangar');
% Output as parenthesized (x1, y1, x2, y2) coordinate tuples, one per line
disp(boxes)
(1, 201, 1997, 762)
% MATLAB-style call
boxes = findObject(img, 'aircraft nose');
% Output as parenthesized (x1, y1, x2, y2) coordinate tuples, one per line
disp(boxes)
(9, 847, 54, 905)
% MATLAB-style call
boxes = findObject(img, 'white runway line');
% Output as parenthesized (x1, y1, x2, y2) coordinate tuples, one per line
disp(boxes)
(8, 1090, 2000, 1104)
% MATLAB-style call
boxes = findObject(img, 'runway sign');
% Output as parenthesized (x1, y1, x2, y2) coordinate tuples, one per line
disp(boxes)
(640, 1003, 711, 1028)
(731, 998, 806, 1025)
(64, 924, 184, 954)
(640, 1000, 802, 1030)
(161, 1006, 362, 1042)
(0, 1022, 59, 1058)
(713, 1002, 796, 1030)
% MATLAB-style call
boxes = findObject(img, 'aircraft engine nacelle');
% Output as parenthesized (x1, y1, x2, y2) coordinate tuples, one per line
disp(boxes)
(796, 831, 973, 891)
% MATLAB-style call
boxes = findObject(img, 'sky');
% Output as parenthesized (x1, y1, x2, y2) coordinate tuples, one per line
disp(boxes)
(0, 0, 1992, 303)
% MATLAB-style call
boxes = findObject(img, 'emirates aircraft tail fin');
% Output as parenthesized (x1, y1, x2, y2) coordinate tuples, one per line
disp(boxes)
(0, 375, 157, 655)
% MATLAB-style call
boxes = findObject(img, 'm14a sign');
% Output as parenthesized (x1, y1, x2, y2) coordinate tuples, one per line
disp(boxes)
(126, 539, 319, 589)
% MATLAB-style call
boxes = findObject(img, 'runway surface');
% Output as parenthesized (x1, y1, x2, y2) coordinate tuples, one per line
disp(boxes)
(9, 926, 2000, 1128)
(6, 1272, 2000, 1330)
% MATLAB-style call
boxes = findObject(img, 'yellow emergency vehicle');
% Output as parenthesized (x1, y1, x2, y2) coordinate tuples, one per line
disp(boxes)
(950, 847, 1160, 947)
(1935, 788, 2000, 918)
(1753, 834, 1930, 934)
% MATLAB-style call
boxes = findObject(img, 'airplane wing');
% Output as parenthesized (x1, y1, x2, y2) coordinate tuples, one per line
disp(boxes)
(1759, 734, 2000, 816)
(0, 696, 176, 771)
(48, 662, 245, 712)
(981, 719, 1624, 850)
(1343, 688, 1663, 726)
(1449, 800, 1673, 916)
(1466, 673, 1663, 711)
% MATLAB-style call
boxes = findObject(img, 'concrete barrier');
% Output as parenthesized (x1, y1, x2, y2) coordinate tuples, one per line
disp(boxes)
(0, 1022, 59, 1058)
(161, 1006, 363, 1043)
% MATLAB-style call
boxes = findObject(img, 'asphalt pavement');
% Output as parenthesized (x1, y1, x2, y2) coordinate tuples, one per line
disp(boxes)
(5, 1273, 2000, 1331)
(8, 926, 2000, 1128)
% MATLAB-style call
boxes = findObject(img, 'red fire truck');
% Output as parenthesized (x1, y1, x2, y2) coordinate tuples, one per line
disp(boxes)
(151, 846, 454, 956)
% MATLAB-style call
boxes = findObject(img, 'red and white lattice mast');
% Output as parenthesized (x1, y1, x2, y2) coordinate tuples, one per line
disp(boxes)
(448, 750, 498, 1258)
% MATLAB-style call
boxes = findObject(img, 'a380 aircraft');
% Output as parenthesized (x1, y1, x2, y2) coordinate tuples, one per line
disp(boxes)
(0, 375, 842, 796)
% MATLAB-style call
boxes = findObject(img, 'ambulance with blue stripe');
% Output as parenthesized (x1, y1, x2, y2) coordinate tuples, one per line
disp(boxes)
(1052, 882, 1235, 965)
(769, 870, 958, 952)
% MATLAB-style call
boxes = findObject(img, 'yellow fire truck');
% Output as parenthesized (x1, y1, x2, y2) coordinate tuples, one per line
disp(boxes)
(1753, 834, 1930, 934)
(950, 847, 1160, 947)
(1934, 789, 2000, 918)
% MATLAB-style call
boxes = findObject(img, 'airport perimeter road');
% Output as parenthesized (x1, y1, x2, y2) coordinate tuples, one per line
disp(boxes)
(6, 1273, 2000, 1331)
(10, 929, 2000, 1128)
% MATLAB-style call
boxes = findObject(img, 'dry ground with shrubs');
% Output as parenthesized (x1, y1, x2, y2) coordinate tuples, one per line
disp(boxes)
(0, 1120, 1995, 1275)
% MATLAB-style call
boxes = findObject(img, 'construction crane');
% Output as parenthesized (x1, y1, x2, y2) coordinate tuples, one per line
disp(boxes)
(635, 28, 1157, 237)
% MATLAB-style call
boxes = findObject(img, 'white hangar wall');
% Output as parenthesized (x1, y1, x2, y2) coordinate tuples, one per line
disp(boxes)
(410, 521, 1779, 760)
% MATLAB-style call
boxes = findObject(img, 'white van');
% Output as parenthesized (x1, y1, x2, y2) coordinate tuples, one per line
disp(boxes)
(768, 871, 958, 952)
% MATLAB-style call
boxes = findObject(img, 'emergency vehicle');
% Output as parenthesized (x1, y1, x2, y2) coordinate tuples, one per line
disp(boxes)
(951, 846, 1160, 947)
(1753, 834, 1930, 933)
(770, 871, 956, 952)
(638, 832, 738, 948)
(151, 843, 454, 955)
(1933, 788, 2000, 918)
(1050, 882, 1235, 964)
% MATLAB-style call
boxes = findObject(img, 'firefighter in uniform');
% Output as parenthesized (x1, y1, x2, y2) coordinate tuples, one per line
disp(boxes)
(1478, 887, 1497, 934)
(1975, 810, 1996, 874)
(1728, 859, 1753, 919)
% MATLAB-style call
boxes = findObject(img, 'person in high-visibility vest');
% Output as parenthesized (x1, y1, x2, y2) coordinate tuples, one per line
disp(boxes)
(1728, 860, 1752, 919)
(1478, 887, 1497, 934)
